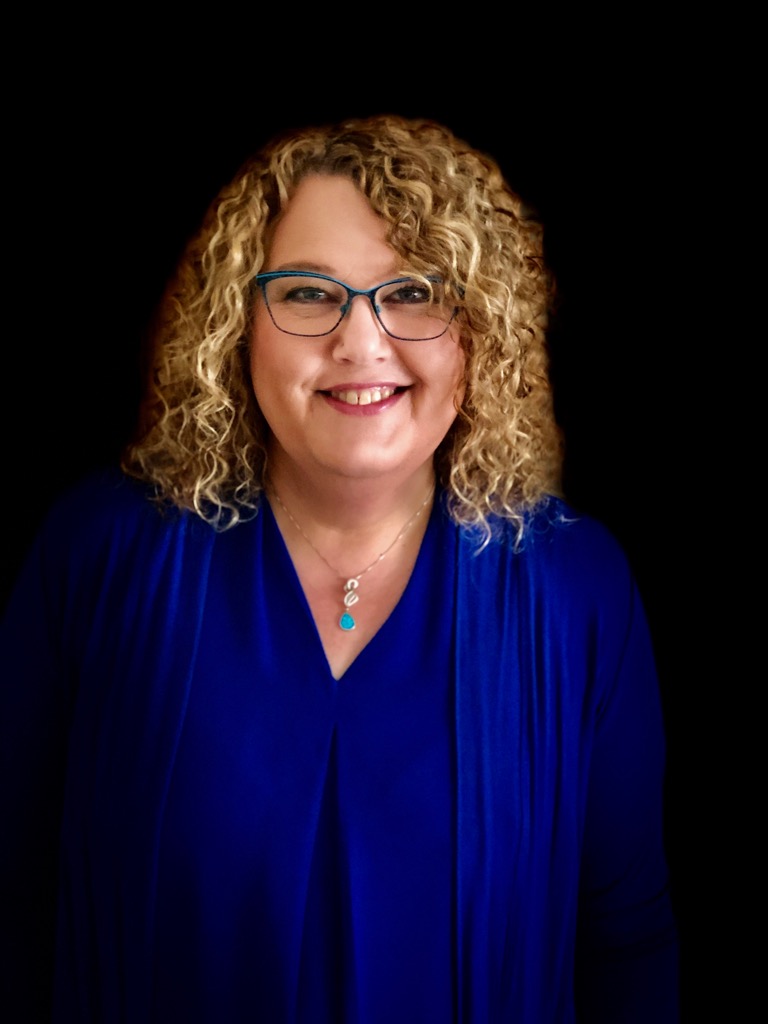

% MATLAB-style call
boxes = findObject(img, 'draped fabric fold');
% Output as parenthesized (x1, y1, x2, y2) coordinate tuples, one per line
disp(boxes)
(454, 512, 677, 1022)
(1, 473, 678, 1022)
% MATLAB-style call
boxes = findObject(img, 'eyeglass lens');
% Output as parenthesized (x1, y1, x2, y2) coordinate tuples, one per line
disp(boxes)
(261, 275, 454, 340)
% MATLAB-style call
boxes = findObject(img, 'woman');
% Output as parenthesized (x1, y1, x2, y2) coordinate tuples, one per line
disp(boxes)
(1, 115, 678, 1021)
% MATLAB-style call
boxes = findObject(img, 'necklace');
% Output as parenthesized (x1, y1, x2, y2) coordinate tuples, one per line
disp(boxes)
(270, 485, 434, 631)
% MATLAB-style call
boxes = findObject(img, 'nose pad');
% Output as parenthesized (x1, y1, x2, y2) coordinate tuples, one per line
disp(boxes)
(332, 294, 390, 358)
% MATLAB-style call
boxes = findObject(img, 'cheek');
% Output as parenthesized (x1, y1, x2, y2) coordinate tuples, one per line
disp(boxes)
(248, 342, 266, 400)
(451, 333, 469, 401)
(440, 340, 467, 405)
(248, 337, 283, 420)
(248, 315, 265, 382)
(249, 317, 285, 391)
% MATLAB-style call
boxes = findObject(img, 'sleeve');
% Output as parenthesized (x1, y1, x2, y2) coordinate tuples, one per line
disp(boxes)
(574, 573, 680, 1023)
(0, 522, 75, 1019)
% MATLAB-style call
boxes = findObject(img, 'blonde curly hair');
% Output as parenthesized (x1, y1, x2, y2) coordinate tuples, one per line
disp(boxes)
(122, 114, 563, 544)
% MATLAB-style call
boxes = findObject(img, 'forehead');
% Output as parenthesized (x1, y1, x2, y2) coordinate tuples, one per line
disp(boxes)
(265, 174, 397, 281)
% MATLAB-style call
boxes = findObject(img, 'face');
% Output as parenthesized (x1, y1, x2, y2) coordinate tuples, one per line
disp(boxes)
(249, 174, 465, 488)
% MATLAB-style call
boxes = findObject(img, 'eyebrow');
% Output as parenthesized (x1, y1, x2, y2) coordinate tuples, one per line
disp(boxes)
(267, 261, 405, 279)
(269, 261, 336, 275)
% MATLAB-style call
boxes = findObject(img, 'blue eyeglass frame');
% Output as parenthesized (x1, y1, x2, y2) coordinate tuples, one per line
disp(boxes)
(253, 270, 459, 341)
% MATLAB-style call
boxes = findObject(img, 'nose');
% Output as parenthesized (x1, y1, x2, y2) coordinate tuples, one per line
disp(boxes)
(331, 293, 392, 361)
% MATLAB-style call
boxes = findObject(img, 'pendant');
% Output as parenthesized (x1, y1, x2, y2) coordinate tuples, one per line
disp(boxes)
(340, 578, 360, 631)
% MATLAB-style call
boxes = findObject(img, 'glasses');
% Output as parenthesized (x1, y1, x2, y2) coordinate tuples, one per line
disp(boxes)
(253, 271, 459, 341)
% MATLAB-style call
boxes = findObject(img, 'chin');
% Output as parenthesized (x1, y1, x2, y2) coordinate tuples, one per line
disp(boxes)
(312, 444, 424, 483)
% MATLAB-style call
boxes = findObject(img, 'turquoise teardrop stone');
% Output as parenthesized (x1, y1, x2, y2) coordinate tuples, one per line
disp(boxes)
(340, 612, 356, 631)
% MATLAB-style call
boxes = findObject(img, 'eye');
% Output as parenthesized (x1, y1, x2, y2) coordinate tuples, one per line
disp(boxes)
(383, 281, 437, 305)
(282, 285, 336, 304)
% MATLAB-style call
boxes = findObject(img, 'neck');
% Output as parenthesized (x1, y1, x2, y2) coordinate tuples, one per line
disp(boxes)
(265, 452, 437, 646)
(266, 454, 437, 535)
(265, 461, 436, 589)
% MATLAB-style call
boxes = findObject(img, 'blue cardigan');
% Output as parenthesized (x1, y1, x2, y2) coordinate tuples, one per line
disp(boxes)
(0, 471, 678, 1022)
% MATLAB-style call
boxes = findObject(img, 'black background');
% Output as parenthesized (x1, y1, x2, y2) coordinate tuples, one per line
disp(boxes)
(3, 22, 745, 1022)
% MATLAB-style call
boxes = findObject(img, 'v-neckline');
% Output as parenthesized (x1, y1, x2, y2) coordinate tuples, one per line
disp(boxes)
(263, 496, 440, 682)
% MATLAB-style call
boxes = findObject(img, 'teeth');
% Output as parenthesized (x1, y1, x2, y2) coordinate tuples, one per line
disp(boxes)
(331, 386, 396, 406)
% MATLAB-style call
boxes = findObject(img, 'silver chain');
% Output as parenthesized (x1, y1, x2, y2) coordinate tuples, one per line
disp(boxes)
(270, 486, 435, 584)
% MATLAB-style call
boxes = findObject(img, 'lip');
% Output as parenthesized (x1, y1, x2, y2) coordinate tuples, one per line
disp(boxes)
(323, 381, 406, 392)
(319, 383, 410, 416)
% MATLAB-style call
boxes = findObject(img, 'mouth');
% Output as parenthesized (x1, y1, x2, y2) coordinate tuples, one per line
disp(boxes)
(326, 385, 407, 406)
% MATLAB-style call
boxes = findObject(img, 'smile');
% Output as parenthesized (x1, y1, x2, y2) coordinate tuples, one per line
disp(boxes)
(329, 386, 398, 406)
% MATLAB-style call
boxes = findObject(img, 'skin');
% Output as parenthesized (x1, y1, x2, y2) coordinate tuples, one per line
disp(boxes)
(249, 174, 466, 677)
(250, 174, 465, 501)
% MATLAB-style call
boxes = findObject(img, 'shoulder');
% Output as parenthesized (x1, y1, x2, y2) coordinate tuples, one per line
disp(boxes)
(468, 495, 632, 582)
(45, 466, 173, 525)
(40, 467, 203, 545)
(30, 468, 216, 596)
(520, 496, 633, 586)
(457, 495, 641, 629)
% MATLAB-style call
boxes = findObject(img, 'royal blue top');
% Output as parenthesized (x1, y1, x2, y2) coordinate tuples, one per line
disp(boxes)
(0, 470, 679, 1022)
(152, 494, 457, 1022)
